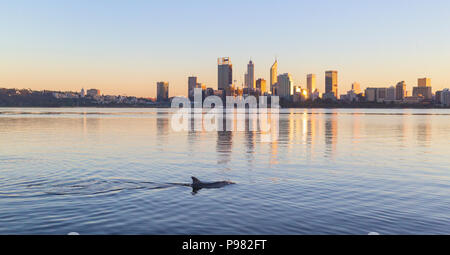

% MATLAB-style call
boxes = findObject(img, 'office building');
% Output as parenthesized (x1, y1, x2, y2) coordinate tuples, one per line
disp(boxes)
(386, 86, 396, 102)
(277, 73, 293, 99)
(441, 89, 450, 106)
(376, 88, 387, 103)
(325, 71, 338, 97)
(188, 76, 197, 99)
(352, 82, 361, 94)
(413, 86, 432, 100)
(157, 81, 169, 102)
(245, 60, 255, 89)
(270, 60, 278, 94)
(413, 78, 432, 100)
(365, 88, 377, 102)
(256, 78, 267, 95)
(218, 57, 232, 90)
(307, 74, 316, 96)
(396, 81, 407, 100)
(418, 78, 431, 87)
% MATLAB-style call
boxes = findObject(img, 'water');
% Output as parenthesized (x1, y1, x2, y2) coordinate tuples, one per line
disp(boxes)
(0, 108, 449, 234)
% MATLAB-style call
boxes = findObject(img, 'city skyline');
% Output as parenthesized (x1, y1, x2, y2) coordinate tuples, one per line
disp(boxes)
(1, 0, 450, 97)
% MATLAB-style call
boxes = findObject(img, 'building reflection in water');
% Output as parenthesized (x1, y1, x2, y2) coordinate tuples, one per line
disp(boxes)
(82, 115, 101, 139)
(245, 115, 256, 165)
(306, 111, 316, 160)
(324, 113, 338, 159)
(416, 115, 431, 148)
(394, 114, 407, 146)
(216, 113, 233, 165)
(156, 111, 169, 151)
(156, 111, 169, 136)
(351, 113, 361, 143)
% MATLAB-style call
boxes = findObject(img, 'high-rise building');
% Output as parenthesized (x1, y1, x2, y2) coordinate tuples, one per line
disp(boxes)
(413, 78, 432, 100)
(188, 76, 197, 99)
(365, 88, 377, 102)
(435, 90, 443, 104)
(246, 60, 255, 89)
(413, 86, 432, 100)
(352, 82, 361, 94)
(256, 78, 266, 95)
(270, 60, 278, 94)
(218, 57, 232, 91)
(244, 73, 249, 88)
(396, 81, 407, 100)
(441, 89, 450, 106)
(386, 86, 396, 102)
(307, 74, 316, 96)
(376, 88, 387, 103)
(157, 81, 169, 102)
(418, 78, 431, 87)
(325, 71, 338, 97)
(277, 73, 293, 99)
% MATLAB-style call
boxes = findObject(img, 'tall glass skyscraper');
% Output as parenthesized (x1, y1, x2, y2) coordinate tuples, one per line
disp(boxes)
(270, 60, 278, 94)
(325, 70, 338, 96)
(218, 57, 233, 91)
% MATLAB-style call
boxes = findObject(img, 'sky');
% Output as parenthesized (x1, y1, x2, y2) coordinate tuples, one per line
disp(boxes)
(1, 0, 450, 97)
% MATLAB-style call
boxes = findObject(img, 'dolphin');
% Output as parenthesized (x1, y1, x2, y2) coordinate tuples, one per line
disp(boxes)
(190, 177, 235, 194)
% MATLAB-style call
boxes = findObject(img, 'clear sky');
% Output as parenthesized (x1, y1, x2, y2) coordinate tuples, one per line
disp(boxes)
(1, 0, 450, 97)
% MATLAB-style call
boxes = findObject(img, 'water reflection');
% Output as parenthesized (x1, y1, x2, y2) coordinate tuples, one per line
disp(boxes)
(244, 119, 256, 165)
(324, 115, 338, 159)
(306, 112, 316, 160)
(156, 111, 169, 151)
(217, 115, 233, 165)
(417, 115, 431, 147)
(156, 111, 169, 137)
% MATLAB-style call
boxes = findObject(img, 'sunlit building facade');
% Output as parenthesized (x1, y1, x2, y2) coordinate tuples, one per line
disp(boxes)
(418, 77, 431, 87)
(277, 73, 293, 99)
(325, 71, 338, 97)
(413, 78, 432, 100)
(307, 74, 316, 97)
(352, 82, 361, 94)
(256, 78, 266, 95)
(270, 60, 278, 94)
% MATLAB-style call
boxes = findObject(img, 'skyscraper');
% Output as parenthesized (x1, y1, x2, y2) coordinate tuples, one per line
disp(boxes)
(270, 60, 278, 94)
(277, 73, 293, 99)
(307, 74, 316, 96)
(414, 77, 432, 100)
(386, 86, 396, 101)
(396, 81, 407, 100)
(256, 78, 266, 95)
(352, 82, 361, 94)
(325, 71, 338, 97)
(246, 60, 255, 89)
(218, 57, 232, 91)
(418, 78, 431, 87)
(188, 76, 197, 99)
(157, 81, 169, 102)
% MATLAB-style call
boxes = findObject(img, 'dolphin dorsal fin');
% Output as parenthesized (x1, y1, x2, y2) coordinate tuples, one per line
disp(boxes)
(191, 177, 201, 185)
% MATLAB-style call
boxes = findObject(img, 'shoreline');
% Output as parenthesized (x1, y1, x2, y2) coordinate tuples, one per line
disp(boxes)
(0, 105, 449, 109)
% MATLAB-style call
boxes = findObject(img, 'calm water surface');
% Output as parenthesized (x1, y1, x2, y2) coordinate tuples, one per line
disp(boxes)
(0, 108, 449, 234)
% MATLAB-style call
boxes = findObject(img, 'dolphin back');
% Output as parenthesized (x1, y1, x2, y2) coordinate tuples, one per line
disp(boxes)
(191, 177, 202, 185)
